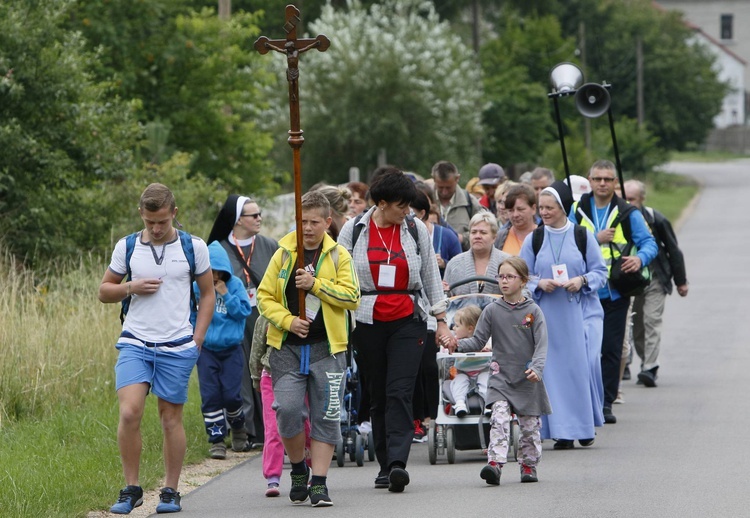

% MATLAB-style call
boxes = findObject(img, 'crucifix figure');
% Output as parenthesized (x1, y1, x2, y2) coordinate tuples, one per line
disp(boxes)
(254, 5, 330, 316)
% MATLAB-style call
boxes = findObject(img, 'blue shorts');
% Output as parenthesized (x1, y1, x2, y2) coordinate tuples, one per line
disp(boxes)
(115, 338, 199, 404)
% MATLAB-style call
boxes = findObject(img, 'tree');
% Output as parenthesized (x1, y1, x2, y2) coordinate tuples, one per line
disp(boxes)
(480, 11, 571, 168)
(0, 0, 141, 262)
(263, 0, 484, 185)
(69, 2, 279, 193)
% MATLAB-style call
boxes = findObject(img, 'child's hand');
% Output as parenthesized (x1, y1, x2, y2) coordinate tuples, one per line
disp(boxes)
(213, 279, 228, 296)
(295, 268, 315, 291)
(525, 368, 540, 382)
(290, 317, 310, 338)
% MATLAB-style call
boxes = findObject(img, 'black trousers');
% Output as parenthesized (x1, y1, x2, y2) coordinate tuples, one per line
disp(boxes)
(353, 316, 427, 474)
(412, 331, 439, 421)
(601, 296, 631, 408)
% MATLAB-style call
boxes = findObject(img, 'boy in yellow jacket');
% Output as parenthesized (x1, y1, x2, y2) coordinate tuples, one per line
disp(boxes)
(257, 190, 360, 507)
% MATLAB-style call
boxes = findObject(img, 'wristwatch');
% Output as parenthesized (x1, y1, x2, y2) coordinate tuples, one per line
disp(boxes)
(581, 275, 588, 287)
(436, 317, 447, 324)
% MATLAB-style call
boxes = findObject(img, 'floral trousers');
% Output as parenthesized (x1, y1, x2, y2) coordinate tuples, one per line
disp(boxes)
(487, 399, 542, 466)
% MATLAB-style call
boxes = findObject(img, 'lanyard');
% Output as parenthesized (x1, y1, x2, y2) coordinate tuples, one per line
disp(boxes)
(304, 245, 322, 274)
(234, 238, 255, 285)
(593, 204, 612, 233)
(549, 230, 568, 265)
(374, 222, 397, 264)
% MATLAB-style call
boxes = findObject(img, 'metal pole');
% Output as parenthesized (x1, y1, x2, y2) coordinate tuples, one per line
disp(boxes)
(552, 95, 572, 186)
(607, 107, 626, 198)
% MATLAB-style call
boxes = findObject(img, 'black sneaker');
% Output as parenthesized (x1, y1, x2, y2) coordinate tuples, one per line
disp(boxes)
(289, 467, 310, 504)
(622, 365, 631, 380)
(374, 474, 390, 489)
(637, 368, 658, 388)
(309, 484, 333, 507)
(603, 407, 617, 424)
(155, 487, 181, 514)
(110, 485, 143, 514)
(480, 463, 502, 485)
(388, 466, 410, 493)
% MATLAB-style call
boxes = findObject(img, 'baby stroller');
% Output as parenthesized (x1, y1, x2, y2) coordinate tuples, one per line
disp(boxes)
(335, 347, 375, 467)
(427, 276, 519, 465)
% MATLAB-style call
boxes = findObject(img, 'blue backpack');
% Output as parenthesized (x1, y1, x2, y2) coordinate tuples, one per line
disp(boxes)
(120, 230, 197, 324)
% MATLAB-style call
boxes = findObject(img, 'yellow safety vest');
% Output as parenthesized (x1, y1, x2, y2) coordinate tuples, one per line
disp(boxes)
(572, 200, 629, 276)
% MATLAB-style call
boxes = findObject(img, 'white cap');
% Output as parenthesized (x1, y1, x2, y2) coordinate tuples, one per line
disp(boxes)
(564, 175, 592, 201)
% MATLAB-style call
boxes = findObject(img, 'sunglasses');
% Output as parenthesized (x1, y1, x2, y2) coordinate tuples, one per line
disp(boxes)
(241, 212, 262, 219)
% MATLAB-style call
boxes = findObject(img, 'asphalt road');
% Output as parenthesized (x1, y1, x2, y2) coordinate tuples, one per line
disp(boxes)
(168, 161, 750, 517)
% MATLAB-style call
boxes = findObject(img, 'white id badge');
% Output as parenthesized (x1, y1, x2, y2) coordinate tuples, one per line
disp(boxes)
(305, 293, 321, 321)
(552, 263, 569, 283)
(247, 287, 257, 307)
(378, 264, 397, 288)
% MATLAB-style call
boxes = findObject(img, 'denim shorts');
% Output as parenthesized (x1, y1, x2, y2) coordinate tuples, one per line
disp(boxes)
(114, 338, 199, 404)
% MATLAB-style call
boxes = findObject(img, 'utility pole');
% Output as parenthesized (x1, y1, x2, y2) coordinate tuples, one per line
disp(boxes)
(580, 21, 591, 151)
(636, 36, 644, 128)
(218, 0, 231, 21)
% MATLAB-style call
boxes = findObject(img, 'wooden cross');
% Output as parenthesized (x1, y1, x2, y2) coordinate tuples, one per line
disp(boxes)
(254, 5, 330, 317)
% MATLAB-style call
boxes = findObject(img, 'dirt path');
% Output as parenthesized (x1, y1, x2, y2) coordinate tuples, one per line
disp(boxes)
(87, 450, 258, 517)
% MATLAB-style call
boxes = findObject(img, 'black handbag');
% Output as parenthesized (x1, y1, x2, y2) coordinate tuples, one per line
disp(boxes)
(608, 242, 651, 297)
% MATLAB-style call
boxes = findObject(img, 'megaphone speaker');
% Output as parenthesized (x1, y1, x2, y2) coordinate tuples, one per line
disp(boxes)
(549, 62, 583, 94)
(575, 83, 611, 118)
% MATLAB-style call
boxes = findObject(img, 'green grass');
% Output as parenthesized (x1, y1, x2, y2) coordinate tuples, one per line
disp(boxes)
(0, 254, 208, 517)
(669, 150, 748, 163)
(641, 170, 699, 223)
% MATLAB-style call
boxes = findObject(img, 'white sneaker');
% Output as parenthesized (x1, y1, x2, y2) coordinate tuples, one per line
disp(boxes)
(614, 391, 625, 404)
(454, 401, 468, 417)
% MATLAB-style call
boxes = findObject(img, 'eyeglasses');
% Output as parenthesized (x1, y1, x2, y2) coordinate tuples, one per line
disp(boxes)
(241, 212, 262, 219)
(496, 274, 520, 282)
(590, 177, 615, 183)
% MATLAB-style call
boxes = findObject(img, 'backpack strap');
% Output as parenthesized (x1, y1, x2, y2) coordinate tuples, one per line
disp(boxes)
(573, 224, 588, 269)
(177, 230, 198, 319)
(352, 213, 420, 255)
(531, 224, 588, 268)
(464, 188, 474, 221)
(120, 232, 139, 324)
(531, 226, 545, 257)
(120, 230, 197, 324)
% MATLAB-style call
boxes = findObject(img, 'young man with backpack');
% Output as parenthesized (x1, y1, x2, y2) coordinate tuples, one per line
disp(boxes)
(99, 183, 215, 514)
(569, 161, 658, 425)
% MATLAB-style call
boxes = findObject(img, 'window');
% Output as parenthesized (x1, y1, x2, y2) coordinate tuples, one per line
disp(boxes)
(721, 14, 733, 40)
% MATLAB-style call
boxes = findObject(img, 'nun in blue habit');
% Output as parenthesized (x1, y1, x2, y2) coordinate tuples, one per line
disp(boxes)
(519, 182, 608, 449)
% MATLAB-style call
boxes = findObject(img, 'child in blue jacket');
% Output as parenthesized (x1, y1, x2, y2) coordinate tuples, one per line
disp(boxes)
(195, 241, 253, 459)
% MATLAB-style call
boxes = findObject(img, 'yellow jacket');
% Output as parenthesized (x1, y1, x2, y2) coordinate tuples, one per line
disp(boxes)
(257, 231, 360, 354)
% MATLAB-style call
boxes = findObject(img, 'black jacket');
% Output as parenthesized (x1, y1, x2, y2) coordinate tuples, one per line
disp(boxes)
(641, 206, 687, 295)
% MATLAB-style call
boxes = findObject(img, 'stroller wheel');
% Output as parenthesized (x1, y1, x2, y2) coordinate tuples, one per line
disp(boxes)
(446, 427, 456, 464)
(509, 420, 520, 462)
(355, 434, 365, 466)
(367, 431, 375, 462)
(427, 423, 437, 465)
(335, 437, 345, 467)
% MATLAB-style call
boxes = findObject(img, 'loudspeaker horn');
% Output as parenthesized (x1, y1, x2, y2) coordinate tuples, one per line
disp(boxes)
(575, 83, 611, 118)
(549, 62, 583, 94)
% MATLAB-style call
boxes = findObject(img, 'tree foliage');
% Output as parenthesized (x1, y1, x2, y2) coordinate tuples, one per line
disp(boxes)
(69, 1, 279, 193)
(264, 0, 483, 185)
(0, 0, 141, 262)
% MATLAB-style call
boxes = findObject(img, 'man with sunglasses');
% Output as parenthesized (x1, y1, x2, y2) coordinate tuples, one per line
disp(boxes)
(208, 195, 280, 450)
(569, 160, 657, 425)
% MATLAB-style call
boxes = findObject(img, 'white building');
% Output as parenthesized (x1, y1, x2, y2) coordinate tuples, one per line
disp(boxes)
(657, 0, 749, 126)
